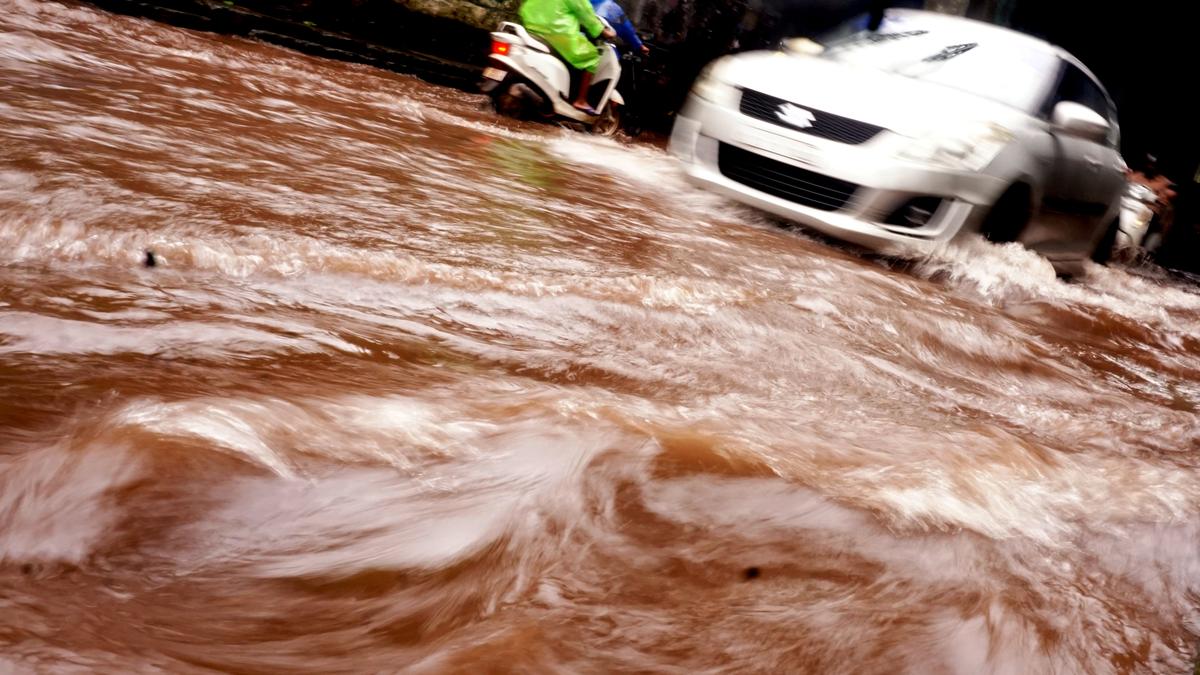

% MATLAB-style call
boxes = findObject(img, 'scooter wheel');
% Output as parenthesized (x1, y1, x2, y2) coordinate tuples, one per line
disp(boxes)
(590, 104, 621, 137)
(494, 83, 527, 118)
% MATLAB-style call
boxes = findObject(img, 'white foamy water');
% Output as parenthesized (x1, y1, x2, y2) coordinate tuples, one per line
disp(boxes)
(1, 0, 1198, 672)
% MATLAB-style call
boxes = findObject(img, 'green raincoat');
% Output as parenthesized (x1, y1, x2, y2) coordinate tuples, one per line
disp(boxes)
(519, 0, 605, 73)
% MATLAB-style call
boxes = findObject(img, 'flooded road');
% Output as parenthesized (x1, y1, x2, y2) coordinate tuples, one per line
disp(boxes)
(2, 1, 1200, 672)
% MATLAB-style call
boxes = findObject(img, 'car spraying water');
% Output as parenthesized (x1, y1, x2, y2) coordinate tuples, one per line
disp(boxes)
(671, 10, 1127, 275)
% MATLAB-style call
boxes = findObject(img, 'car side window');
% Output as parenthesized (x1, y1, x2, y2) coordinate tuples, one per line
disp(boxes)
(1056, 65, 1108, 116)
(1042, 62, 1119, 146)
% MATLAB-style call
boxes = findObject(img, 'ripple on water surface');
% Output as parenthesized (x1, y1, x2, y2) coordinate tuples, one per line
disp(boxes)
(1, 0, 1199, 672)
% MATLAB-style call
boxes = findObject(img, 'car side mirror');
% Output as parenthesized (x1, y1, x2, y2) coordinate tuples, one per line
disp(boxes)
(1052, 101, 1109, 143)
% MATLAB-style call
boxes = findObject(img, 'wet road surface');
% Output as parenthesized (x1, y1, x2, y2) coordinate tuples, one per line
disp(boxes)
(2, 1, 1200, 672)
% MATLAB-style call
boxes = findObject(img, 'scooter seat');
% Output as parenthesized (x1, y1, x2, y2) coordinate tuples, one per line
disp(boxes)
(528, 34, 588, 78)
(497, 21, 552, 54)
(525, 34, 552, 54)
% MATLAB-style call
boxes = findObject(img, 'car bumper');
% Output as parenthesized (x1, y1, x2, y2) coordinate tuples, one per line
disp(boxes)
(669, 94, 1007, 254)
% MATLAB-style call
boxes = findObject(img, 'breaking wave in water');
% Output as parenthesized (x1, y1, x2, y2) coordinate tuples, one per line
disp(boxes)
(2, 0, 1199, 672)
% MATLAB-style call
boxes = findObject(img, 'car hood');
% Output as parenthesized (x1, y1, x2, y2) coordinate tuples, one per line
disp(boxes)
(716, 51, 1030, 138)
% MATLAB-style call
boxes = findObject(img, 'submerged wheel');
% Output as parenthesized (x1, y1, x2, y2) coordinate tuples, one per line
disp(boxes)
(1090, 217, 1120, 265)
(494, 81, 550, 121)
(493, 83, 526, 119)
(979, 183, 1036, 243)
(591, 104, 621, 137)
(980, 184, 1032, 244)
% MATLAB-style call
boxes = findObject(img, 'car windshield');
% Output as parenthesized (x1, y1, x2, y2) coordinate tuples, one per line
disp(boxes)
(817, 14, 1058, 112)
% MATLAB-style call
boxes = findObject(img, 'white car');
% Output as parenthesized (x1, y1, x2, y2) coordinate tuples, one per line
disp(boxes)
(669, 9, 1127, 272)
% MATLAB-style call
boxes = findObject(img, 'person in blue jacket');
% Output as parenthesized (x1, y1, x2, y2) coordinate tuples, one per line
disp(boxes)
(589, 0, 650, 56)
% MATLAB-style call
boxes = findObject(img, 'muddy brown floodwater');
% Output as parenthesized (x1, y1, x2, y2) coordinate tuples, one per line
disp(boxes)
(2, 1, 1200, 673)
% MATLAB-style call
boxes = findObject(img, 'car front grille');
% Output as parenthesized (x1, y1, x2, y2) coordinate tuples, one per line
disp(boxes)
(739, 89, 884, 145)
(717, 143, 858, 212)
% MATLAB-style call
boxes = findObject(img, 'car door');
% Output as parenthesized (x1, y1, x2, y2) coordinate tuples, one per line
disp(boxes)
(1072, 70, 1126, 240)
(1034, 62, 1123, 254)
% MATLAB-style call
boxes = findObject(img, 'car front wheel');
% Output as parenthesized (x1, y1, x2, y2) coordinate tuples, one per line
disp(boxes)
(980, 184, 1033, 244)
(1090, 217, 1120, 265)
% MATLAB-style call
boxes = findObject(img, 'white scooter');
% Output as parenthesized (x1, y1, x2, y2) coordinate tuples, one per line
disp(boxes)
(1113, 181, 1159, 262)
(480, 21, 624, 136)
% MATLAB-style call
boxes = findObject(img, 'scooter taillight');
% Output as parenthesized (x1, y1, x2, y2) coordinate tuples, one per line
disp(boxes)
(491, 40, 510, 56)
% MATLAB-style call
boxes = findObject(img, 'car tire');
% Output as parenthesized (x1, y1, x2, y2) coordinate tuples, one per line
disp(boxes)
(980, 184, 1033, 245)
(1090, 217, 1120, 265)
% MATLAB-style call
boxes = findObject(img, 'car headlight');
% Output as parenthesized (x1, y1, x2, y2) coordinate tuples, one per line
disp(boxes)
(897, 122, 1013, 171)
(690, 61, 740, 108)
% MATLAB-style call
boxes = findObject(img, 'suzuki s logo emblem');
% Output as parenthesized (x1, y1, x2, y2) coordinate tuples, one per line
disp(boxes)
(777, 104, 815, 129)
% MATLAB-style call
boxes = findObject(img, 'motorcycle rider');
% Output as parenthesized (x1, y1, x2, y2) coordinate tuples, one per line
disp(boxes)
(1127, 154, 1177, 253)
(589, 0, 650, 56)
(519, 0, 616, 115)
